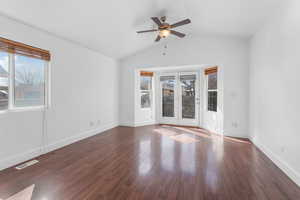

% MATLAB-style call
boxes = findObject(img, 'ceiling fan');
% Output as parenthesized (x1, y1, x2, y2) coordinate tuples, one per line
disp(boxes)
(137, 16, 191, 42)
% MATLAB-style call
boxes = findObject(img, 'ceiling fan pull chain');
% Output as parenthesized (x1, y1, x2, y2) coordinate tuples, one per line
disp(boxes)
(163, 44, 167, 56)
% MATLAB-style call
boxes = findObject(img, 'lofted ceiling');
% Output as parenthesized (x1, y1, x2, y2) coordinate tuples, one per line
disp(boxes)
(0, 0, 283, 59)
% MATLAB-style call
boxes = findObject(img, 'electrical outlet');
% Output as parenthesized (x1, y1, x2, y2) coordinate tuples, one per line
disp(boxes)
(232, 122, 238, 128)
(89, 121, 94, 127)
(281, 147, 285, 153)
(97, 120, 101, 125)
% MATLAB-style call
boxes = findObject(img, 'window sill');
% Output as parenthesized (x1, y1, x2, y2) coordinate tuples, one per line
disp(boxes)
(141, 107, 152, 110)
(0, 106, 47, 114)
(207, 110, 218, 113)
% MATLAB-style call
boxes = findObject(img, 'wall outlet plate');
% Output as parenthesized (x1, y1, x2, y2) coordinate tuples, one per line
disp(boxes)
(232, 122, 238, 128)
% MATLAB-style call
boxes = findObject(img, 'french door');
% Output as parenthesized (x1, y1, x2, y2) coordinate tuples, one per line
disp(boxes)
(159, 72, 200, 126)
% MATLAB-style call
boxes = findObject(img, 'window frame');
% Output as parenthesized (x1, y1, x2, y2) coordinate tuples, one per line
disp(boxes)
(140, 75, 153, 109)
(0, 50, 50, 113)
(206, 72, 218, 112)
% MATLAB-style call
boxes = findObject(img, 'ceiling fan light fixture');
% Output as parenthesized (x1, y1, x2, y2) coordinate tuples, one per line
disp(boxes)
(136, 17, 191, 42)
(159, 29, 170, 38)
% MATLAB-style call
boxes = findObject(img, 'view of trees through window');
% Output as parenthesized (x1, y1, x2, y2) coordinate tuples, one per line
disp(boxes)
(0, 51, 46, 110)
(140, 76, 152, 108)
(161, 76, 175, 117)
(181, 75, 196, 119)
(14, 55, 45, 107)
(207, 72, 217, 112)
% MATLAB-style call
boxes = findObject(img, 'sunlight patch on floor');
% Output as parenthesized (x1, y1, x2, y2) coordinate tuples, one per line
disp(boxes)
(170, 126, 251, 144)
(4, 184, 34, 200)
(170, 134, 199, 144)
(155, 127, 200, 143)
(172, 126, 211, 139)
(154, 128, 178, 136)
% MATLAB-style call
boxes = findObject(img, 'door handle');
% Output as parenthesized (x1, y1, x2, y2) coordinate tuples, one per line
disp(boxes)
(196, 98, 200, 105)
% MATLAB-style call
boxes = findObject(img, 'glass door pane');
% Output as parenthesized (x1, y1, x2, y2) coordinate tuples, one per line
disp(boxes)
(160, 76, 176, 117)
(180, 74, 196, 119)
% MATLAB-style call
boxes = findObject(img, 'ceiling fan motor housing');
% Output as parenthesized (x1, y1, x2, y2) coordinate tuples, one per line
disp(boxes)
(159, 23, 170, 30)
(160, 16, 167, 22)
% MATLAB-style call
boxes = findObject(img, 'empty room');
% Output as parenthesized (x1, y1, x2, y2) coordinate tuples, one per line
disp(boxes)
(0, 0, 299, 199)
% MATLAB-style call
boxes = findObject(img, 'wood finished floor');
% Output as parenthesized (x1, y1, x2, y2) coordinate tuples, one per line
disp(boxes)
(0, 125, 299, 200)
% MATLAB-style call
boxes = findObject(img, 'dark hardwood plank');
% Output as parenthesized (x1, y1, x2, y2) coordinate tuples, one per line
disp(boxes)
(0, 125, 299, 200)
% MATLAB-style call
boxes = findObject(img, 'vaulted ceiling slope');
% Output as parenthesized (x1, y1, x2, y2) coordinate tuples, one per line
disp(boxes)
(0, 0, 283, 59)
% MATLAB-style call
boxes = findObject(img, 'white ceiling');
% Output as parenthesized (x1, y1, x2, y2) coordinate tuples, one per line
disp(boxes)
(0, 0, 283, 59)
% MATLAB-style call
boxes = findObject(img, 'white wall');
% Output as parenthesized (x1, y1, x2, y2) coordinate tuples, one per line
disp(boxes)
(0, 15, 119, 170)
(249, 0, 300, 185)
(119, 35, 249, 138)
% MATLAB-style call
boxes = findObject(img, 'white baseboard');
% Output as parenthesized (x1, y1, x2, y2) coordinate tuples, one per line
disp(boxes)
(134, 120, 156, 127)
(120, 120, 156, 127)
(44, 122, 118, 153)
(223, 128, 248, 138)
(0, 147, 42, 171)
(0, 122, 118, 171)
(251, 137, 300, 186)
(119, 121, 135, 127)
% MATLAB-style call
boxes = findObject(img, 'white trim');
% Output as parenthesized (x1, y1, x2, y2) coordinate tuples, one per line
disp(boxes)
(0, 122, 118, 171)
(134, 120, 156, 127)
(222, 129, 247, 138)
(140, 107, 152, 111)
(8, 52, 14, 110)
(0, 107, 46, 116)
(158, 72, 179, 124)
(45, 122, 118, 153)
(178, 72, 200, 126)
(158, 72, 200, 126)
(223, 130, 248, 138)
(0, 52, 50, 114)
(251, 137, 300, 186)
(0, 147, 41, 171)
(8, 106, 45, 112)
(201, 65, 224, 134)
(0, 106, 46, 114)
(119, 121, 135, 127)
(44, 61, 51, 109)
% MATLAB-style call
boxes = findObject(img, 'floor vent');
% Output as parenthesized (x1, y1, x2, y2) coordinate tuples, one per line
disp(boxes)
(15, 160, 39, 170)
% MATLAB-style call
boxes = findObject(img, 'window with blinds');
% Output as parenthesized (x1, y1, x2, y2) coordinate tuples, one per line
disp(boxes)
(0, 37, 50, 111)
(0, 37, 50, 61)
(205, 67, 218, 112)
(140, 71, 153, 109)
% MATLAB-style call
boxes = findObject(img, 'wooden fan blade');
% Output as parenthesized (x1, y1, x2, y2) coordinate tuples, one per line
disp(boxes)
(155, 35, 161, 42)
(151, 17, 163, 26)
(137, 29, 158, 33)
(170, 30, 186, 38)
(170, 19, 191, 28)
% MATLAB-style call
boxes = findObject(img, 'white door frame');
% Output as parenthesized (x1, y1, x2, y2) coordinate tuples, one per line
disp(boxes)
(158, 71, 200, 126)
(178, 72, 200, 126)
(158, 72, 178, 124)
